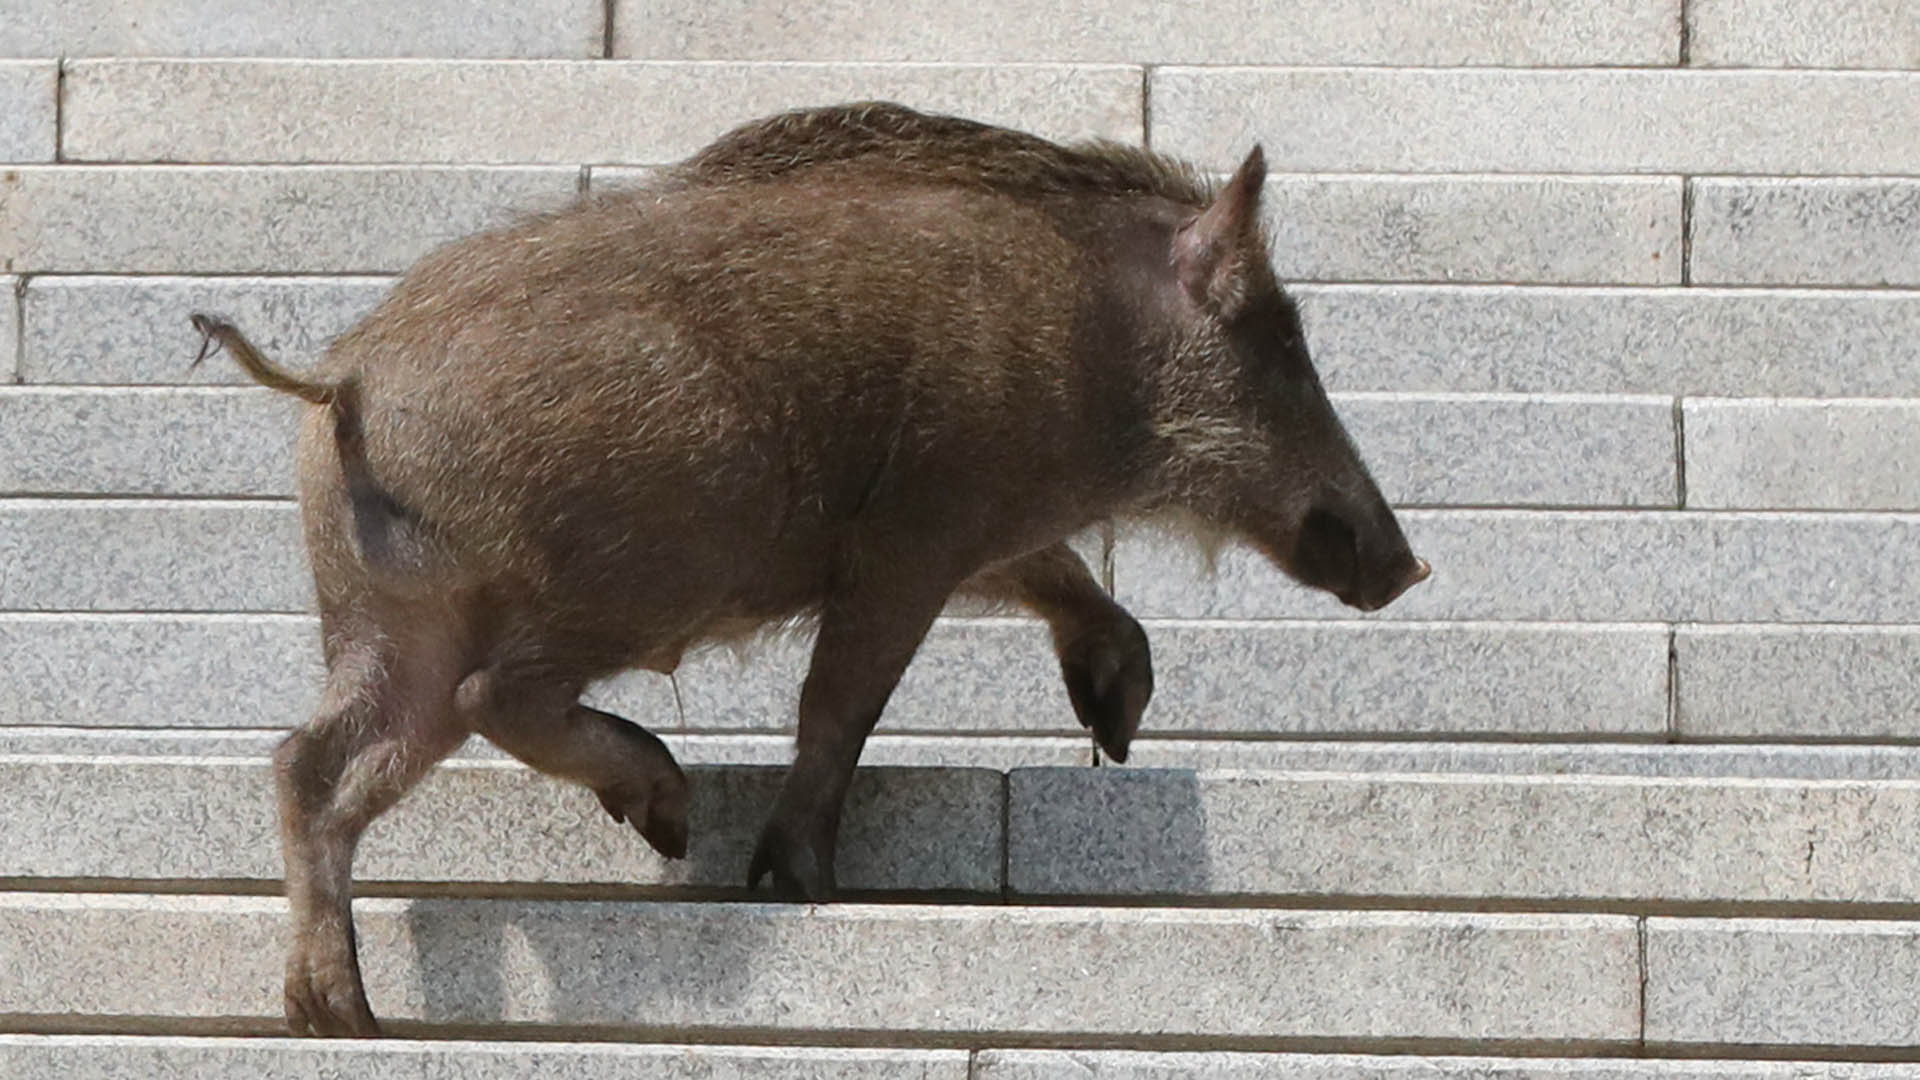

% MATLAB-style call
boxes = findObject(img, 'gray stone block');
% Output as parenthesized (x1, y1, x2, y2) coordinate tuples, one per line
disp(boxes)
(0, 894, 1639, 1040)
(977, 1051, 1920, 1079)
(1117, 741, 1920, 781)
(1336, 393, 1676, 507)
(1689, 0, 1920, 67)
(0, 501, 309, 612)
(1676, 626, 1920, 740)
(0, 389, 298, 496)
(1691, 180, 1920, 287)
(1113, 512, 1920, 623)
(0, 62, 55, 163)
(0, 0, 602, 57)
(616, 0, 1678, 65)
(1139, 621, 1666, 737)
(21, 276, 388, 385)
(1260, 177, 1679, 285)
(1645, 918, 1920, 1047)
(1009, 769, 1920, 904)
(1686, 399, 1920, 511)
(0, 758, 1004, 893)
(0, 1038, 968, 1080)
(0, 166, 577, 274)
(1151, 69, 1920, 175)
(0, 615, 321, 728)
(67, 60, 1142, 165)
(1296, 285, 1920, 397)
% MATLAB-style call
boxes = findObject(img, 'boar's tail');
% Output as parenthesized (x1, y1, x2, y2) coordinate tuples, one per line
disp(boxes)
(190, 313, 434, 574)
(189, 313, 338, 405)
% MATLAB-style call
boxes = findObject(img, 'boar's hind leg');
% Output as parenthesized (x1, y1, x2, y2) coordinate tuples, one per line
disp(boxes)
(964, 543, 1153, 762)
(458, 675, 691, 861)
(273, 625, 468, 1038)
(749, 575, 954, 900)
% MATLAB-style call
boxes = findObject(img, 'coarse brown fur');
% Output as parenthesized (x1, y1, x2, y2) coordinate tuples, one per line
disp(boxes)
(197, 101, 1427, 1038)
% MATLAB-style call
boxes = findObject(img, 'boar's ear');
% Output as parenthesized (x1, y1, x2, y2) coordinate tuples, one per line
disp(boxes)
(1173, 145, 1268, 314)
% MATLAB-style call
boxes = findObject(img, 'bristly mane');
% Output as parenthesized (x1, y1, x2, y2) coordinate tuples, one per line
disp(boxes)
(666, 101, 1218, 208)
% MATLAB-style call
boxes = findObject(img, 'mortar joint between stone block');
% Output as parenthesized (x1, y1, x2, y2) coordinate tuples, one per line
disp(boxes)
(1665, 625, 1680, 743)
(1140, 65, 1154, 150)
(601, 0, 617, 58)
(1671, 395, 1687, 509)
(1680, 178, 1695, 287)
(52, 57, 66, 164)
(1636, 915, 1650, 1048)
(9, 274, 25, 385)
(1678, 0, 1693, 66)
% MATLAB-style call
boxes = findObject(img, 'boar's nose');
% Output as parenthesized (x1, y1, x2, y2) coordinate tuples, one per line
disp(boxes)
(1363, 556, 1431, 611)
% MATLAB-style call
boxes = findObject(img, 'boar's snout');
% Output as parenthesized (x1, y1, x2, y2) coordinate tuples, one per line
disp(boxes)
(1364, 555, 1431, 612)
(1285, 496, 1430, 613)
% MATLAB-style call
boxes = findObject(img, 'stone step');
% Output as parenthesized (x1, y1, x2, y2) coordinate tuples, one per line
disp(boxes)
(1689, 179, 1920, 288)
(0, 166, 579, 274)
(1009, 768, 1920, 905)
(19, 276, 386, 386)
(9, 756, 1920, 906)
(1116, 513, 1920, 624)
(0, 727, 1095, 768)
(62, 60, 1140, 166)
(1114, 740, 1920, 781)
(0, 757, 1004, 894)
(0, 614, 1673, 738)
(22, 504, 1920, 624)
(0, 386, 1682, 509)
(1683, 399, 1920, 511)
(612, 0, 1677, 66)
(1, 0, 603, 58)
(1645, 918, 1920, 1048)
(22, 727, 1920, 781)
(8, 894, 1910, 1049)
(0, 1037, 967, 1079)
(0, 894, 1640, 1043)
(24, 280, 1920, 398)
(978, 1053, 1920, 1078)
(1, 169, 1690, 284)
(8, 614, 1919, 741)
(1151, 68, 1920, 176)
(0, 60, 54, 162)
(13, 1039, 1918, 1080)
(1296, 286, 1920, 398)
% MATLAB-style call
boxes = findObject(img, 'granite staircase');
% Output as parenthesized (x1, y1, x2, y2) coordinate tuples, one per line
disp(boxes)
(4, 0, 1920, 1075)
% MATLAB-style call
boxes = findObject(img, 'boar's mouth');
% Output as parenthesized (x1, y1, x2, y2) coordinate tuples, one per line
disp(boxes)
(1286, 506, 1431, 612)
(1344, 556, 1432, 612)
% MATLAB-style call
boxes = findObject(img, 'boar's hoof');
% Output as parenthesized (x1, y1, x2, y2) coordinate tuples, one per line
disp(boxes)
(1059, 616, 1154, 763)
(747, 824, 835, 901)
(595, 781, 690, 860)
(284, 954, 381, 1038)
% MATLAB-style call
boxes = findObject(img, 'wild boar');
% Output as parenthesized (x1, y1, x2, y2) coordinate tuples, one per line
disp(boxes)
(191, 101, 1429, 1038)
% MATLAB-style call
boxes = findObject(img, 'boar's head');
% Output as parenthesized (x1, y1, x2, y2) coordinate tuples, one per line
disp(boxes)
(1149, 146, 1429, 612)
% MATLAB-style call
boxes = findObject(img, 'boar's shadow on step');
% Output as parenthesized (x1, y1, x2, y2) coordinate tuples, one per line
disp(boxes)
(1009, 766, 1214, 901)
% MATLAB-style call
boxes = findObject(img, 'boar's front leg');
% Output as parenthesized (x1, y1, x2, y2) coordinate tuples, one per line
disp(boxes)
(455, 673, 692, 860)
(964, 543, 1153, 762)
(749, 573, 953, 900)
